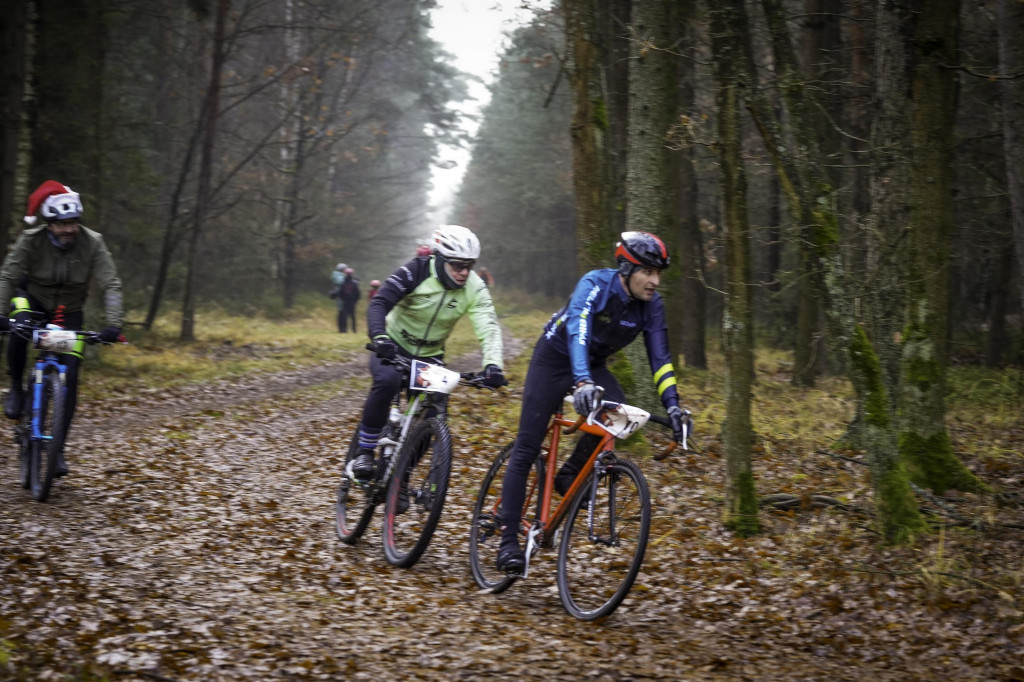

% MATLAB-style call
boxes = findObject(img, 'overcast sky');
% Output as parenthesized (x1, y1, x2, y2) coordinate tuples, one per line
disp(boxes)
(425, 1, 550, 228)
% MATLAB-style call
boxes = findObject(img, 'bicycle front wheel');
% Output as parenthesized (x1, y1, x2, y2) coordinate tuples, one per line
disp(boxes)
(556, 457, 650, 621)
(335, 433, 378, 544)
(17, 410, 31, 489)
(382, 417, 452, 567)
(30, 369, 66, 502)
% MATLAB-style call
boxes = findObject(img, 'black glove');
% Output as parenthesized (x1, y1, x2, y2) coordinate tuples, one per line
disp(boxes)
(668, 405, 693, 447)
(0, 315, 8, 332)
(100, 326, 122, 343)
(481, 364, 505, 388)
(572, 381, 599, 416)
(371, 335, 397, 360)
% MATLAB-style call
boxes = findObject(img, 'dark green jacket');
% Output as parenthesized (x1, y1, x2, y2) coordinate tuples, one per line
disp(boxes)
(0, 225, 123, 327)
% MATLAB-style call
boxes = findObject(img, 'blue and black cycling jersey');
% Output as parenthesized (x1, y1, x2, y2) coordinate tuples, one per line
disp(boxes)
(540, 268, 679, 410)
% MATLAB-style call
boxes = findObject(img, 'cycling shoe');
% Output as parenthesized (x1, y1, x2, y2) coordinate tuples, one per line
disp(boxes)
(496, 542, 526, 574)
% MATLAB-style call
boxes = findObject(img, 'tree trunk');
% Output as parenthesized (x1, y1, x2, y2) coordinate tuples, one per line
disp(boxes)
(181, 0, 229, 342)
(30, 0, 105, 199)
(898, 0, 986, 494)
(566, 0, 613, 274)
(601, 0, 632, 240)
(711, 0, 759, 537)
(986, 243, 1012, 368)
(0, 0, 28, 249)
(999, 0, 1024, 315)
(864, 0, 912, 400)
(677, 0, 707, 370)
(790, 0, 840, 387)
(845, 0, 872, 286)
(622, 0, 678, 413)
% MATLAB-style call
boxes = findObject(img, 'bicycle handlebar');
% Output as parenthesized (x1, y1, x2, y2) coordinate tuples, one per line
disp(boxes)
(6, 321, 123, 346)
(364, 343, 508, 390)
(565, 397, 688, 460)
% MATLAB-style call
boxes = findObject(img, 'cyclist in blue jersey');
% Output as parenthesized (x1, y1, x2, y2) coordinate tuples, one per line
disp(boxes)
(496, 231, 690, 573)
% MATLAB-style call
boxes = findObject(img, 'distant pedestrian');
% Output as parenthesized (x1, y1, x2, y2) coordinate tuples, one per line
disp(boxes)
(330, 263, 347, 332)
(368, 279, 381, 301)
(478, 266, 495, 288)
(338, 267, 361, 333)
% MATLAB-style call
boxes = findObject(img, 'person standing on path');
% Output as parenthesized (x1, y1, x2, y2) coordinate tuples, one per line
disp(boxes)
(330, 263, 348, 333)
(337, 267, 361, 333)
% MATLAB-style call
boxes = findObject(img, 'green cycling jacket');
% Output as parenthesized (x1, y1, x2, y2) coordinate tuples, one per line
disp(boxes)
(0, 224, 123, 327)
(368, 256, 503, 370)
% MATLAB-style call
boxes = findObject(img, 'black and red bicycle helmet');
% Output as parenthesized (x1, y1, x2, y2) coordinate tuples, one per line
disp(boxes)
(614, 231, 670, 271)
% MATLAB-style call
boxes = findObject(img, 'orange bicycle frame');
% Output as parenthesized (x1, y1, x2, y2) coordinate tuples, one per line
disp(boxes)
(522, 409, 615, 541)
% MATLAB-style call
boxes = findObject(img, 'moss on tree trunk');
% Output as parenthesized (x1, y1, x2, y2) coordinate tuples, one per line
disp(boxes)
(849, 324, 925, 540)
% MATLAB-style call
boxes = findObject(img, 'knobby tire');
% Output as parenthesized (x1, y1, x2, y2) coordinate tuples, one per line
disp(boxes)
(335, 433, 378, 544)
(30, 369, 66, 502)
(382, 417, 452, 567)
(17, 407, 31, 490)
(556, 457, 650, 621)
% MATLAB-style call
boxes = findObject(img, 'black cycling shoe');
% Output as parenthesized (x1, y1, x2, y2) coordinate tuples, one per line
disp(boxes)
(346, 448, 376, 480)
(4, 386, 23, 420)
(54, 452, 68, 478)
(496, 541, 526, 574)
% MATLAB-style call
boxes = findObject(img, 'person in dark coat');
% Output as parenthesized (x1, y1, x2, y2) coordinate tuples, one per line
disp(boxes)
(337, 267, 361, 333)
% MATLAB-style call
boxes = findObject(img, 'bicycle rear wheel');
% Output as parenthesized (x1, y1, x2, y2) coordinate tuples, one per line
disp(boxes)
(30, 369, 66, 502)
(382, 417, 452, 567)
(335, 433, 379, 544)
(556, 457, 650, 621)
(468, 441, 543, 593)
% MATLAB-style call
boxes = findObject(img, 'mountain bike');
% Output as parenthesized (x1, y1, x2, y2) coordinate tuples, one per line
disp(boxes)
(7, 315, 121, 502)
(468, 392, 690, 620)
(335, 346, 506, 568)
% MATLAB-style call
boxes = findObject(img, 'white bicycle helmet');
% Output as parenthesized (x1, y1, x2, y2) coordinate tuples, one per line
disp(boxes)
(24, 180, 83, 225)
(431, 225, 481, 260)
(41, 192, 82, 222)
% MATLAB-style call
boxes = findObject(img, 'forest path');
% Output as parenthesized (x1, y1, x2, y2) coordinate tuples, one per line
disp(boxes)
(0, 330, 1011, 680)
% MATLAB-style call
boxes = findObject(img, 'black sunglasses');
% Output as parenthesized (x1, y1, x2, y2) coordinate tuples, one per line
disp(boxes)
(447, 260, 475, 273)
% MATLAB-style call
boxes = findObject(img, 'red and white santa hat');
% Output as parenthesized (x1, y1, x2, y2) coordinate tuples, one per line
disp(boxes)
(24, 180, 82, 225)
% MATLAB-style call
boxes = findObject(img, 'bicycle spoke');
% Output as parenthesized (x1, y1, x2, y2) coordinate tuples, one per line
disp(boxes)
(557, 459, 651, 621)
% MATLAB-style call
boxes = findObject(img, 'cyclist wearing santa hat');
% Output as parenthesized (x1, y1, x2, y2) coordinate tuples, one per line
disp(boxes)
(0, 180, 123, 476)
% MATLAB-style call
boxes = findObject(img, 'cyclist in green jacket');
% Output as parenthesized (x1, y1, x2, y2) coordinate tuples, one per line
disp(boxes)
(0, 180, 123, 475)
(347, 225, 505, 481)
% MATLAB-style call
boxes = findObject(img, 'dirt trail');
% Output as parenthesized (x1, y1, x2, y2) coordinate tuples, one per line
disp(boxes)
(0, 333, 1017, 680)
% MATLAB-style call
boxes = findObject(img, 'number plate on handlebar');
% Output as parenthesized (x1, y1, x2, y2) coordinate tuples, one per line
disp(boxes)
(599, 403, 651, 439)
(561, 396, 652, 439)
(32, 329, 79, 352)
(409, 359, 461, 394)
